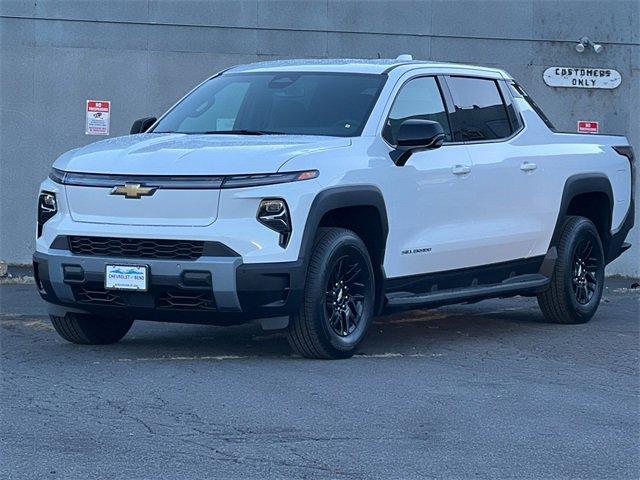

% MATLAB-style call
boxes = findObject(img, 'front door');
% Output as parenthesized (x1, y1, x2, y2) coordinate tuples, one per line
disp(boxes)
(380, 75, 478, 279)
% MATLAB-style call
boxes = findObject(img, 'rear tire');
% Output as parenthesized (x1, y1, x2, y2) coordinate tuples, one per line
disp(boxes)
(286, 228, 375, 359)
(537, 216, 605, 324)
(50, 313, 134, 344)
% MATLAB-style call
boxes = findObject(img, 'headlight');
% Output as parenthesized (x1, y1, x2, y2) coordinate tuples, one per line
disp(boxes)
(49, 168, 66, 184)
(49, 167, 318, 189)
(37, 191, 57, 237)
(257, 199, 291, 248)
(221, 170, 318, 189)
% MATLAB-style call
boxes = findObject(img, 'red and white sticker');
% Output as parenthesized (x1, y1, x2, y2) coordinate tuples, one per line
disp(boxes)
(577, 121, 599, 134)
(86, 100, 110, 135)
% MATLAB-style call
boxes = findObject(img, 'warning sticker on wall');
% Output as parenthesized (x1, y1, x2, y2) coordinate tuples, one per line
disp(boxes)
(577, 121, 599, 134)
(86, 100, 110, 135)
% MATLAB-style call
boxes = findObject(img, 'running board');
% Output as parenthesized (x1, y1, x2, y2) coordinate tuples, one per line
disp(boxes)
(385, 274, 550, 309)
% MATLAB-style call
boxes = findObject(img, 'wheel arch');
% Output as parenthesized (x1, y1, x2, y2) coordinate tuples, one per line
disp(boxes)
(550, 174, 614, 261)
(298, 185, 389, 313)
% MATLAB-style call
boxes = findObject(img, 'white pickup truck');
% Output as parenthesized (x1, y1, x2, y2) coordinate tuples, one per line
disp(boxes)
(34, 57, 635, 359)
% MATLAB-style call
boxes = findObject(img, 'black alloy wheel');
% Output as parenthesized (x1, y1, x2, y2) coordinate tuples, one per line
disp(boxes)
(538, 216, 605, 324)
(326, 252, 369, 337)
(571, 238, 600, 305)
(287, 228, 375, 359)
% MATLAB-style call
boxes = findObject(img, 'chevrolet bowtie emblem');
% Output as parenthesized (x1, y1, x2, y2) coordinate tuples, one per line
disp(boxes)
(110, 183, 158, 199)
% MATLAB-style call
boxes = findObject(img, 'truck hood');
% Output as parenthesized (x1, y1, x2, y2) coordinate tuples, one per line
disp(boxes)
(54, 133, 350, 175)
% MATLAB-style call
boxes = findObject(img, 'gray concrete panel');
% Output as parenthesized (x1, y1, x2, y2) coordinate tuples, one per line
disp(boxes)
(34, 18, 148, 51)
(431, 36, 533, 65)
(35, 0, 150, 23)
(258, 0, 328, 30)
(432, 0, 534, 39)
(0, 47, 35, 112)
(147, 24, 258, 54)
(533, 0, 639, 44)
(0, 17, 35, 46)
(148, 0, 258, 28)
(0, 44, 37, 261)
(328, 0, 433, 35)
(327, 31, 431, 59)
(0, 0, 36, 17)
(257, 28, 327, 56)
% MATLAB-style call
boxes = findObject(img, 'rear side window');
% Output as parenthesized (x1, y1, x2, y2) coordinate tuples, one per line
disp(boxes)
(446, 77, 512, 141)
(383, 76, 452, 144)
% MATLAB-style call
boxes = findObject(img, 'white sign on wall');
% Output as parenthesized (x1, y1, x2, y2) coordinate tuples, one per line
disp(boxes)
(86, 100, 111, 135)
(543, 67, 621, 89)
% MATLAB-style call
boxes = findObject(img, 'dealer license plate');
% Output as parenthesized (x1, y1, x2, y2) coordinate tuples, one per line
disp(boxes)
(105, 264, 148, 291)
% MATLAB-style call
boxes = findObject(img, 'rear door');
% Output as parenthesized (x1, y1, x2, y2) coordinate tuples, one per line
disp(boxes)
(443, 75, 541, 263)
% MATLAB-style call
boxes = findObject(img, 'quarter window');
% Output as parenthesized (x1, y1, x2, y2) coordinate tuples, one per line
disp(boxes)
(383, 76, 451, 144)
(509, 81, 556, 131)
(446, 77, 512, 141)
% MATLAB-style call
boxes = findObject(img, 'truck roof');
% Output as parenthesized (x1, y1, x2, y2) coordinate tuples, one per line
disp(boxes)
(225, 58, 512, 79)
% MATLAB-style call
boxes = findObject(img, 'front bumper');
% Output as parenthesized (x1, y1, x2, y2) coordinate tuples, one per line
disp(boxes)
(33, 241, 304, 325)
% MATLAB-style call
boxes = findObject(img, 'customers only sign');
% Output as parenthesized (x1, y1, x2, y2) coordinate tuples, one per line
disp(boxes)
(543, 67, 621, 89)
(86, 100, 110, 135)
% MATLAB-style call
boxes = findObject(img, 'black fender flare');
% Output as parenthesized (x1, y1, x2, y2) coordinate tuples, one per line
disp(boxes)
(297, 185, 389, 266)
(549, 173, 614, 251)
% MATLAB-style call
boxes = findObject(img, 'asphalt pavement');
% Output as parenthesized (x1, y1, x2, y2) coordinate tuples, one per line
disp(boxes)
(1, 279, 638, 479)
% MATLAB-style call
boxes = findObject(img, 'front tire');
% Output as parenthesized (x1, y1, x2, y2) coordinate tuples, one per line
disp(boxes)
(50, 313, 134, 344)
(287, 228, 375, 359)
(537, 216, 605, 324)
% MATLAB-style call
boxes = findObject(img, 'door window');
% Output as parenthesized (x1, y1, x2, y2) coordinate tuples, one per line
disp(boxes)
(447, 77, 512, 141)
(383, 76, 451, 144)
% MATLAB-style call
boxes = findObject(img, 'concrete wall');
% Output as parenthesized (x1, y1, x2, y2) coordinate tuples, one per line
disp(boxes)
(1, 0, 638, 275)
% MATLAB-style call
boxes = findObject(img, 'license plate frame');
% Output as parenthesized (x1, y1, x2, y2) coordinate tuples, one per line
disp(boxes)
(104, 264, 149, 292)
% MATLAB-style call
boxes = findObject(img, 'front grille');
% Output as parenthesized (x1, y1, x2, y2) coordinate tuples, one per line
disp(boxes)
(69, 236, 204, 260)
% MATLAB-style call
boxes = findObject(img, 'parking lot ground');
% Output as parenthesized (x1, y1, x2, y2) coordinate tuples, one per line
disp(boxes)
(1, 278, 638, 479)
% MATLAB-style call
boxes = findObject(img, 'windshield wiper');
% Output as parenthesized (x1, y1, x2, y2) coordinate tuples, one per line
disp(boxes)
(154, 129, 289, 135)
(195, 129, 287, 136)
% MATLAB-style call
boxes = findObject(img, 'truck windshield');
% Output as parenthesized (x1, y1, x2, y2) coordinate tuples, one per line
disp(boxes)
(152, 72, 385, 137)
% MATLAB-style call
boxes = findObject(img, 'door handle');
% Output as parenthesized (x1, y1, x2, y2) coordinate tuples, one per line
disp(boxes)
(520, 161, 537, 172)
(452, 164, 471, 175)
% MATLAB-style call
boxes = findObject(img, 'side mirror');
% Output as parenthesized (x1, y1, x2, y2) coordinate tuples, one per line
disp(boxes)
(130, 117, 157, 134)
(391, 119, 446, 166)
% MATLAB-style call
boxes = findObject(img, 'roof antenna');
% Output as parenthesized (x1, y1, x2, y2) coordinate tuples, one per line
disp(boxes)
(396, 54, 413, 61)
